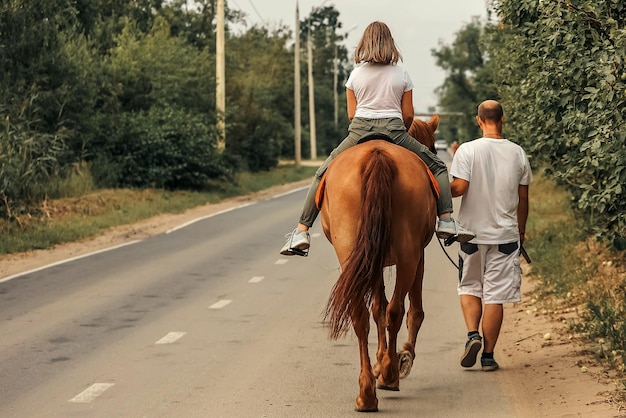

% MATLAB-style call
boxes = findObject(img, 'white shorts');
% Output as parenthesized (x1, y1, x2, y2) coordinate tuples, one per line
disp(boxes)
(457, 241, 522, 304)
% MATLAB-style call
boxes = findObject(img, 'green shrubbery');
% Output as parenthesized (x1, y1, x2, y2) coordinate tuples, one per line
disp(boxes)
(487, 0, 626, 248)
(0, 1, 350, 220)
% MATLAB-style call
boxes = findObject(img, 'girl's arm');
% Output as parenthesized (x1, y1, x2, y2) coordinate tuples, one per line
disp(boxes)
(401, 90, 414, 129)
(346, 88, 357, 120)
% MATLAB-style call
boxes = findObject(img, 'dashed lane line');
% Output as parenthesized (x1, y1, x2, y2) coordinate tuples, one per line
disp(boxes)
(155, 332, 187, 344)
(209, 299, 232, 309)
(68, 383, 114, 403)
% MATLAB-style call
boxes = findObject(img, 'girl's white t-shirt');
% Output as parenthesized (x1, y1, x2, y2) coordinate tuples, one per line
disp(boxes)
(450, 137, 533, 244)
(345, 63, 414, 120)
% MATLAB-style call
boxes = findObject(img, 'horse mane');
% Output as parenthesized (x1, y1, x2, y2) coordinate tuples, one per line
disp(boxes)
(408, 116, 439, 154)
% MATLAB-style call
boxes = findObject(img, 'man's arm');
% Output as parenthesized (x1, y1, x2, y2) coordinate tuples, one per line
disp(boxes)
(517, 184, 529, 244)
(450, 177, 469, 197)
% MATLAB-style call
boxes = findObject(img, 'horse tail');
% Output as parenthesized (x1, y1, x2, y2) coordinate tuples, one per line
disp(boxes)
(325, 147, 397, 339)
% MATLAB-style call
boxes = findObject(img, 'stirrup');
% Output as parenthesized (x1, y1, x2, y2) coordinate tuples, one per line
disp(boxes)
(444, 235, 458, 246)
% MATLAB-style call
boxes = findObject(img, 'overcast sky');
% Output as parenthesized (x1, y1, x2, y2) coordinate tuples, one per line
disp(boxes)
(229, 0, 489, 112)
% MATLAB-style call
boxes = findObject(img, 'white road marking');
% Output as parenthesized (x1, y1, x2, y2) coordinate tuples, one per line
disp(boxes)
(155, 332, 186, 344)
(209, 299, 232, 309)
(274, 259, 288, 265)
(0, 241, 142, 284)
(165, 203, 254, 234)
(272, 186, 308, 199)
(311, 232, 321, 238)
(248, 276, 265, 283)
(69, 383, 114, 403)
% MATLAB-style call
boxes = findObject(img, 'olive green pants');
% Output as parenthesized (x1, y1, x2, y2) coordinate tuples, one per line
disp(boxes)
(298, 117, 453, 227)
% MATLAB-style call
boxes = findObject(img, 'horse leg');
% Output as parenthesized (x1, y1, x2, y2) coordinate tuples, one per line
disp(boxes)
(371, 275, 387, 378)
(377, 265, 412, 391)
(352, 303, 378, 412)
(400, 255, 425, 379)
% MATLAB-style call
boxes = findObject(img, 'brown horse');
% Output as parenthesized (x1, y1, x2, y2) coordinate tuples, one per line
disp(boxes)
(320, 115, 439, 412)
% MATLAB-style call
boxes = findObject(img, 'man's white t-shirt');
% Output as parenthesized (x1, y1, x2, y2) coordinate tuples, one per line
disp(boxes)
(450, 137, 532, 244)
(345, 63, 414, 120)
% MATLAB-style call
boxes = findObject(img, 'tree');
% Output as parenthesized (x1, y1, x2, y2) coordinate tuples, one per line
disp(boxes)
(486, 0, 626, 247)
(300, 6, 351, 156)
(431, 17, 498, 143)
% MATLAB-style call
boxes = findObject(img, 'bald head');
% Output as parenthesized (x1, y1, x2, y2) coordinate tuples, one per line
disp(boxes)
(477, 100, 504, 123)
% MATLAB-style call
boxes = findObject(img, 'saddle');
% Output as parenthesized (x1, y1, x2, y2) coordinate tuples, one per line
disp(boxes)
(356, 132, 394, 144)
(315, 133, 440, 209)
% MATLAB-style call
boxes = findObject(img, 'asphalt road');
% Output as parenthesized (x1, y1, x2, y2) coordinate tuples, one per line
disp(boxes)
(0, 154, 519, 417)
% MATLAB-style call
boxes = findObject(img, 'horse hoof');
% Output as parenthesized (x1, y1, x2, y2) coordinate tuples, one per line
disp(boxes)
(355, 396, 378, 412)
(398, 350, 414, 379)
(377, 383, 400, 391)
(355, 406, 379, 412)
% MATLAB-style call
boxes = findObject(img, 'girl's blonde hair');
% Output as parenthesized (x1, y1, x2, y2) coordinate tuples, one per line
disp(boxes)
(353, 21, 402, 64)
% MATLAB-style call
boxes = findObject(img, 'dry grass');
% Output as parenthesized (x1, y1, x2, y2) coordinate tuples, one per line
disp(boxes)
(525, 170, 626, 400)
(0, 164, 318, 254)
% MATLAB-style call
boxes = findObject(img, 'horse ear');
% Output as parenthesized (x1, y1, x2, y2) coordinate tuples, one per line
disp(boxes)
(428, 114, 440, 132)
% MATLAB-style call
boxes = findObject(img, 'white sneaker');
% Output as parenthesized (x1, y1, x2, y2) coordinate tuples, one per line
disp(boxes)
(280, 229, 311, 256)
(436, 218, 475, 243)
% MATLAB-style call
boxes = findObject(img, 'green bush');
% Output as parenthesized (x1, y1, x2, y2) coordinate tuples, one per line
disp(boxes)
(101, 106, 230, 189)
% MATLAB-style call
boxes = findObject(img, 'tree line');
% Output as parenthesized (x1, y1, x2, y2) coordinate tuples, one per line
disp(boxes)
(0, 0, 349, 219)
(433, 0, 625, 249)
(2, 0, 624, 249)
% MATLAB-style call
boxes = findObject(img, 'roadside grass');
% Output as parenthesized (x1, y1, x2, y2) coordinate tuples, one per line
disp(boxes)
(525, 170, 626, 397)
(0, 164, 317, 255)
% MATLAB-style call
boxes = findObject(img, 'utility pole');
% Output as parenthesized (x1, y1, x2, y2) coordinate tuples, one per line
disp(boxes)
(333, 41, 338, 130)
(294, 2, 301, 166)
(216, 0, 225, 151)
(307, 25, 317, 160)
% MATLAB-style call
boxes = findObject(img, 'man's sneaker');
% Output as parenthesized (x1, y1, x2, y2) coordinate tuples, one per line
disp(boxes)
(481, 357, 499, 372)
(436, 218, 475, 243)
(280, 228, 311, 256)
(460, 334, 482, 368)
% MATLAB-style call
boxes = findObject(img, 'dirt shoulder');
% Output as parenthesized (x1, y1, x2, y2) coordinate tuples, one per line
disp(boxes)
(0, 179, 624, 416)
(497, 276, 624, 417)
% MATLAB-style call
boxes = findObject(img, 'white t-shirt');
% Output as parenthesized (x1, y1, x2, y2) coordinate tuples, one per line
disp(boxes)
(450, 137, 532, 244)
(345, 63, 414, 120)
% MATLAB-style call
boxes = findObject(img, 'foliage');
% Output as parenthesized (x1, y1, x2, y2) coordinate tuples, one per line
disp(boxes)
(0, 112, 66, 218)
(0, 1, 350, 216)
(431, 17, 499, 142)
(225, 26, 293, 171)
(101, 106, 227, 189)
(301, 6, 352, 155)
(486, 0, 626, 247)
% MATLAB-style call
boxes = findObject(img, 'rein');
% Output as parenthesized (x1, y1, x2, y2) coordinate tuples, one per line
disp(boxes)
(437, 237, 460, 270)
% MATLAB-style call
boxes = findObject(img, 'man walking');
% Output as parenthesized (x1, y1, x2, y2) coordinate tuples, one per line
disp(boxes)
(450, 100, 532, 371)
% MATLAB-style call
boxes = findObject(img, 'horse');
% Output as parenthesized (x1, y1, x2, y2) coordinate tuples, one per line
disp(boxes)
(319, 115, 439, 412)
(408, 116, 437, 154)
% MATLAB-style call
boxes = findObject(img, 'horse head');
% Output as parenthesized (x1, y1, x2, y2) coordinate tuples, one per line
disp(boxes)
(408, 114, 439, 154)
